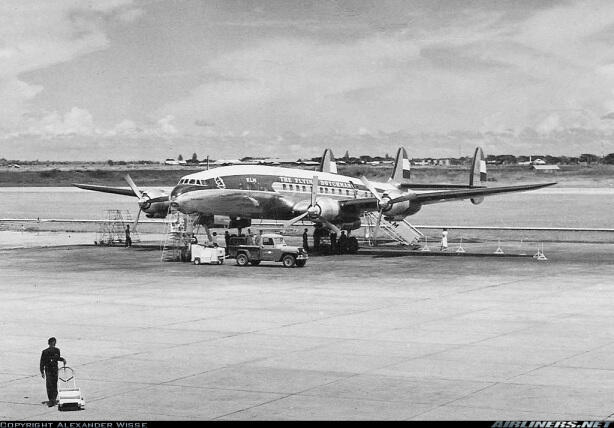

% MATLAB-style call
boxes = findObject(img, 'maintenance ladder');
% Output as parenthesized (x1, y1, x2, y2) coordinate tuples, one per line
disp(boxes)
(160, 207, 191, 262)
(96, 209, 140, 246)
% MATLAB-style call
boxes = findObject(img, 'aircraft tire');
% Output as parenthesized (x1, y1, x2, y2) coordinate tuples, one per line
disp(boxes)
(282, 254, 296, 268)
(194, 258, 201, 265)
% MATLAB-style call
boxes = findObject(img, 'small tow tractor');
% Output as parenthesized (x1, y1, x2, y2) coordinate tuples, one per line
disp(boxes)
(191, 243, 226, 265)
(57, 366, 85, 411)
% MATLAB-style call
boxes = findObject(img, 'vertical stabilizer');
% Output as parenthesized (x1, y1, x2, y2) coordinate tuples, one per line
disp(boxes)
(319, 148, 337, 173)
(469, 146, 487, 204)
(389, 147, 411, 183)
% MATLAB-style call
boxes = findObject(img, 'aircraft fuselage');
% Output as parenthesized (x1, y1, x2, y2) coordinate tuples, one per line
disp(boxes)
(170, 165, 398, 228)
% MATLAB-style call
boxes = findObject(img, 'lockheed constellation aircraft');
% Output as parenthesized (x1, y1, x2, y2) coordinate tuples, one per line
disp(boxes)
(74, 147, 555, 249)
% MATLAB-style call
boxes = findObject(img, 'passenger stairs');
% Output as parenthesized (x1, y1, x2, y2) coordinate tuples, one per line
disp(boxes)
(160, 207, 191, 262)
(362, 211, 424, 247)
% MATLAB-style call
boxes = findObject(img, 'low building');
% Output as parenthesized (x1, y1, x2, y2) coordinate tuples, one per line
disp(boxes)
(532, 165, 560, 173)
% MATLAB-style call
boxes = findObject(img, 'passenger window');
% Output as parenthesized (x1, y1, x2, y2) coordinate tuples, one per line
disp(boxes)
(302, 186, 306, 192)
(283, 184, 287, 190)
(346, 189, 350, 195)
(289, 185, 293, 191)
(325, 188, 329, 193)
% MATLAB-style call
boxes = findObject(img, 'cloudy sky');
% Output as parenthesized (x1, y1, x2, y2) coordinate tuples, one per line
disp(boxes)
(3, 0, 614, 160)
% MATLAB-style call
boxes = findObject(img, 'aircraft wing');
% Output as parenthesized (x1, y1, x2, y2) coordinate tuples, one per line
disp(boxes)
(339, 182, 556, 211)
(72, 183, 137, 197)
(411, 182, 556, 205)
(397, 183, 485, 189)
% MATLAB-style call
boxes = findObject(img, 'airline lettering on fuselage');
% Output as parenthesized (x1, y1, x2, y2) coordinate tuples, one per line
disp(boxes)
(278, 176, 352, 188)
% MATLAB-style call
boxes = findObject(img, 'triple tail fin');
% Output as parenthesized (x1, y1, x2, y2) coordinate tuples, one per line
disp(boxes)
(469, 146, 487, 204)
(318, 148, 337, 174)
(389, 147, 411, 183)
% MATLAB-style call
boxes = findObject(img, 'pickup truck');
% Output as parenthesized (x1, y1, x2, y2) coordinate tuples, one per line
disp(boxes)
(228, 233, 308, 267)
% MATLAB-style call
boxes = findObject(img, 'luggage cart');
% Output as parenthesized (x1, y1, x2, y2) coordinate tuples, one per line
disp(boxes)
(57, 366, 85, 411)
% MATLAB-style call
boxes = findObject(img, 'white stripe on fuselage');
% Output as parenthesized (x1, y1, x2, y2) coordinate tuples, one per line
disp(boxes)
(179, 165, 451, 198)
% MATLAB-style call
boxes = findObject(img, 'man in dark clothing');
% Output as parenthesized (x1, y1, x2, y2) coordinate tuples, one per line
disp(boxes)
(40, 337, 66, 407)
(224, 230, 231, 255)
(337, 230, 347, 254)
(302, 228, 309, 251)
(330, 231, 337, 254)
(125, 225, 132, 247)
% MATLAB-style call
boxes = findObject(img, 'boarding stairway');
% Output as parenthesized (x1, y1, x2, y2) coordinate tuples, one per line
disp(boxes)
(362, 211, 424, 246)
(160, 207, 192, 262)
(95, 209, 140, 246)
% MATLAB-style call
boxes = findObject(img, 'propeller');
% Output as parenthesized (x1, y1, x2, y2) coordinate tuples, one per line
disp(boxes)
(284, 175, 341, 234)
(124, 174, 149, 232)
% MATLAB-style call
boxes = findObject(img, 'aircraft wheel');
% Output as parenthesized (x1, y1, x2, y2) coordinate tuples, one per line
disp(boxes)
(193, 258, 201, 265)
(236, 253, 249, 266)
(282, 254, 296, 268)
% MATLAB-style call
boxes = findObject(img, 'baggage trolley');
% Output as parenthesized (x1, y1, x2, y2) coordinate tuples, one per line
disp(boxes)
(57, 366, 85, 411)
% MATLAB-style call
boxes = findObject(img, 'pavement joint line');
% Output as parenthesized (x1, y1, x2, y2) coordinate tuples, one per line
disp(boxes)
(410, 402, 604, 420)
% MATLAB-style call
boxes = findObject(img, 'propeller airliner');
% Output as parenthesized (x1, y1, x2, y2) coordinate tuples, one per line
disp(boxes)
(74, 147, 556, 249)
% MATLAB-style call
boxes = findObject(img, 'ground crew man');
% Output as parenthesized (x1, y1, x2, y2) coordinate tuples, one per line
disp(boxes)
(338, 230, 347, 254)
(224, 230, 230, 254)
(302, 228, 309, 251)
(330, 231, 337, 254)
(255, 230, 263, 246)
(40, 337, 66, 407)
(125, 224, 132, 247)
(246, 229, 254, 245)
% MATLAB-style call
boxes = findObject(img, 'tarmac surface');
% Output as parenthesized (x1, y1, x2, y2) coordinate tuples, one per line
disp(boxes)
(1, 235, 614, 420)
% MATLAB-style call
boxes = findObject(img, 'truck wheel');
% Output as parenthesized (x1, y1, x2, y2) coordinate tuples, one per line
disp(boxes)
(194, 258, 201, 265)
(296, 260, 306, 267)
(219, 258, 224, 264)
(282, 254, 296, 267)
(250, 260, 261, 266)
(236, 253, 249, 266)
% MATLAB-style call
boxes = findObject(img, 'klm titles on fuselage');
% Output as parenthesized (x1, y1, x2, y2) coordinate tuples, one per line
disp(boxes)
(278, 176, 352, 188)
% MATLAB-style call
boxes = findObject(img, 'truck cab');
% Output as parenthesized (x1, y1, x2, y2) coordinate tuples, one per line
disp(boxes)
(228, 233, 308, 267)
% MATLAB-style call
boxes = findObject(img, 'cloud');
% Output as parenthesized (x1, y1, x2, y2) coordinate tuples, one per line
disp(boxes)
(0, 0, 141, 130)
(149, 1, 614, 141)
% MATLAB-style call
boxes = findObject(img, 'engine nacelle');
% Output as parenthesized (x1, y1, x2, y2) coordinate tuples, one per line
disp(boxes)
(145, 201, 170, 218)
(384, 203, 422, 221)
(381, 189, 415, 217)
(314, 197, 341, 220)
(338, 219, 362, 231)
